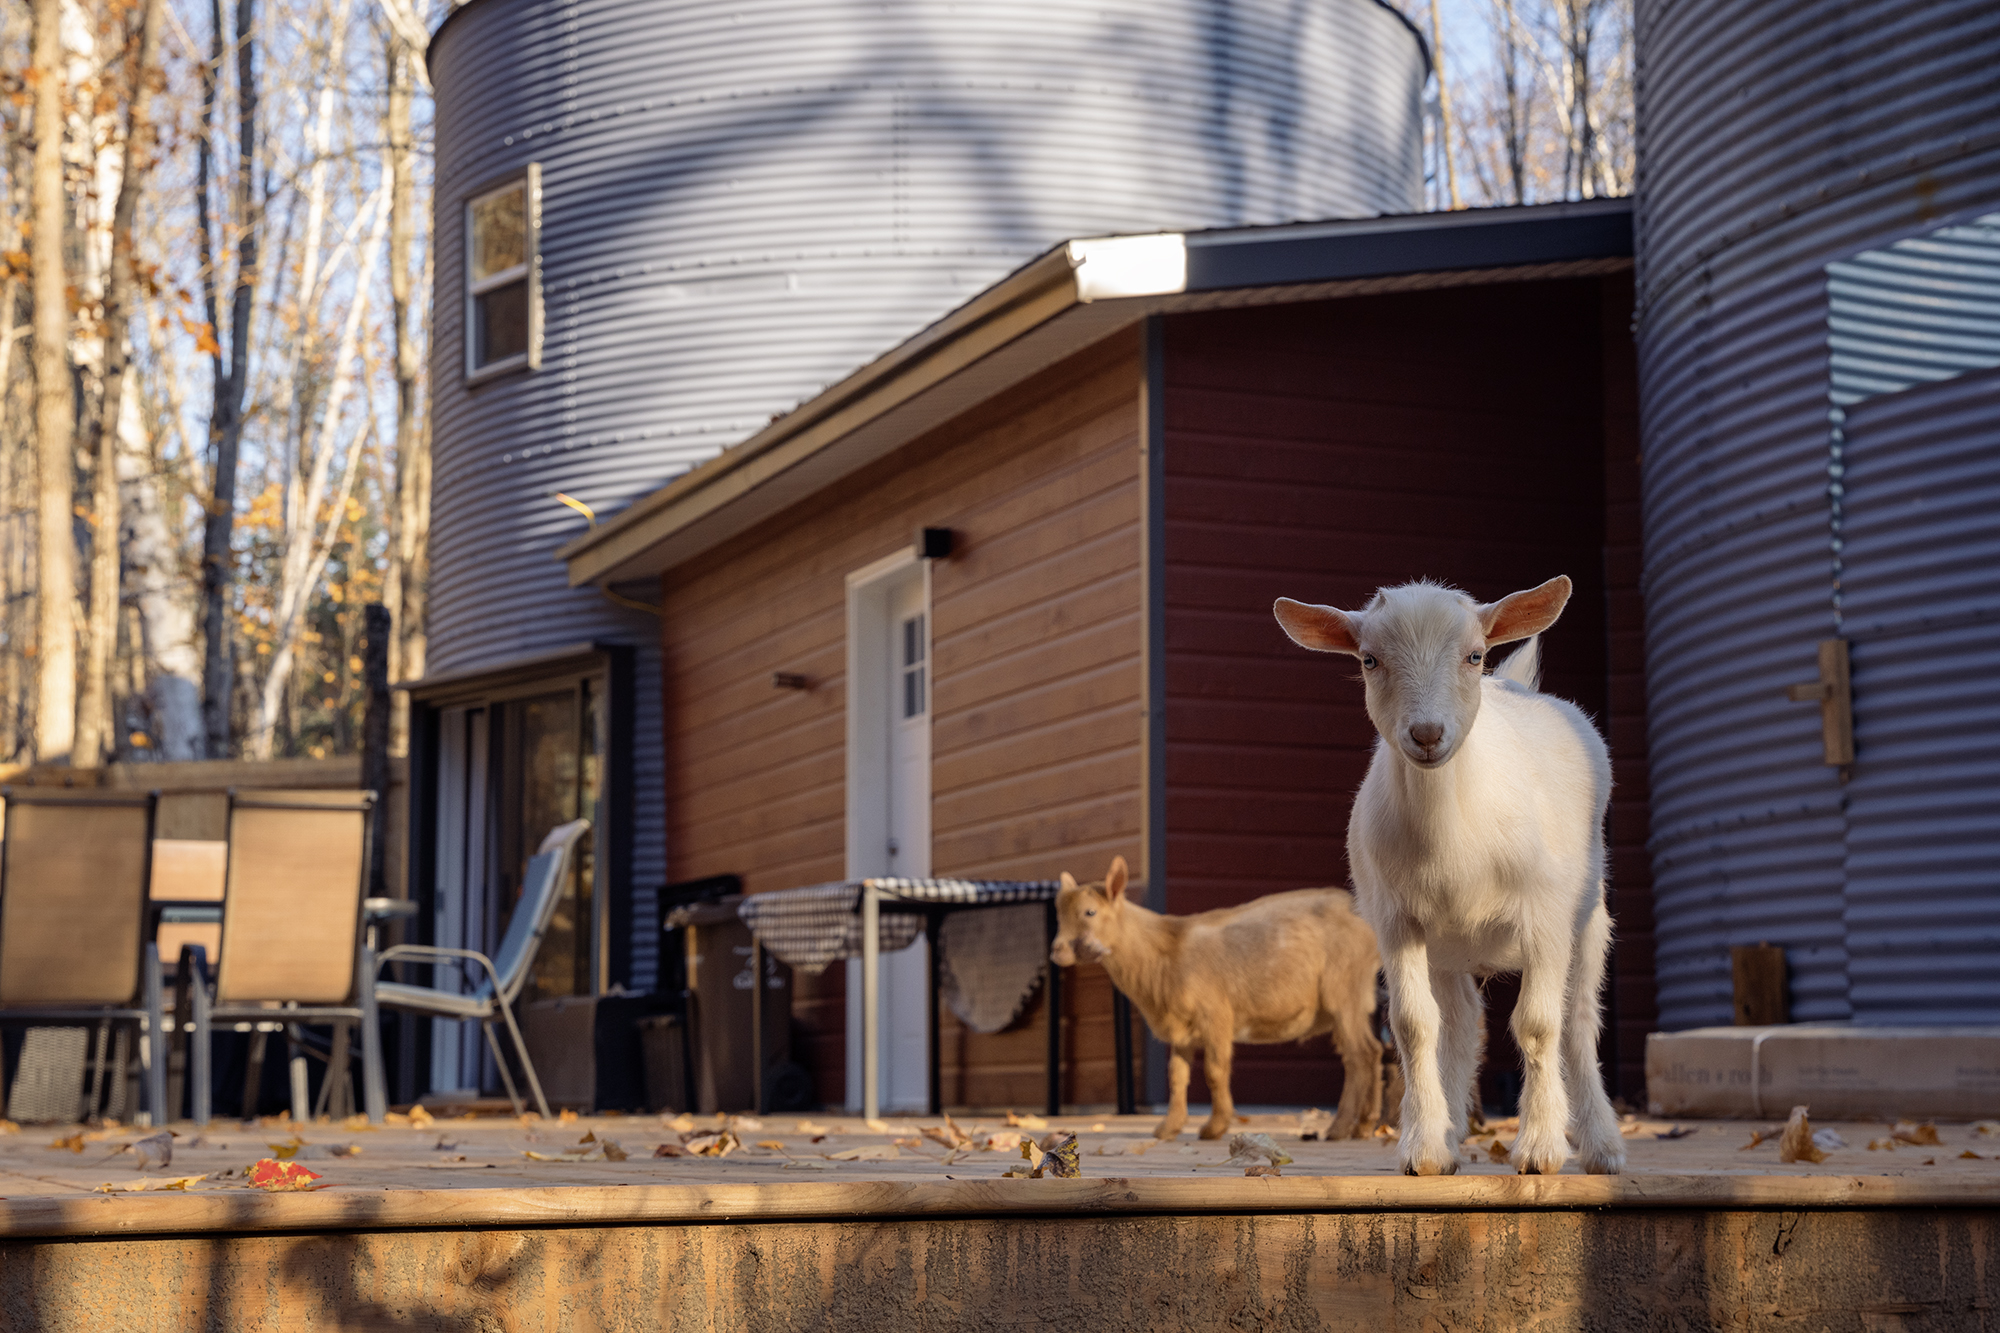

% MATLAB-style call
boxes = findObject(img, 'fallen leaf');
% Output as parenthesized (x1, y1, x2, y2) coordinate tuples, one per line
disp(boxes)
(1741, 1129, 1778, 1150)
(1223, 1133, 1294, 1170)
(684, 1130, 740, 1158)
(827, 1143, 900, 1161)
(579, 1131, 597, 1143)
(0, 1120, 18, 1134)
(921, 1114, 972, 1151)
(1373, 1124, 1400, 1140)
(1973, 1120, 1999, 1137)
(941, 1147, 970, 1166)
(409, 1106, 435, 1128)
(1018, 1139, 1046, 1174)
(796, 1120, 831, 1135)
(1960, 1150, 1986, 1160)
(1090, 1122, 1107, 1132)
(265, 1141, 305, 1160)
(557, 1109, 578, 1124)
(1093, 1138, 1152, 1157)
(1892, 1120, 1942, 1146)
(755, 1140, 788, 1151)
(982, 1130, 1023, 1153)
(95, 1175, 206, 1193)
(340, 1115, 374, 1132)
(248, 1159, 326, 1191)
(49, 1133, 84, 1153)
(600, 1138, 629, 1162)
(727, 1115, 764, 1133)
(1038, 1135, 1081, 1178)
(1922, 1157, 1937, 1166)
(652, 1143, 687, 1158)
(1297, 1108, 1336, 1141)
(1488, 1139, 1512, 1164)
(1868, 1138, 1897, 1151)
(523, 1148, 603, 1162)
(291, 1143, 361, 1160)
(1004, 1112, 1049, 1130)
(517, 1114, 542, 1128)
(1778, 1106, 1827, 1164)
(1812, 1128, 1847, 1152)
(1243, 1163, 1282, 1177)
(864, 1118, 892, 1133)
(665, 1113, 697, 1133)
(385, 1112, 410, 1125)
(893, 1136, 925, 1150)
(1655, 1125, 1697, 1140)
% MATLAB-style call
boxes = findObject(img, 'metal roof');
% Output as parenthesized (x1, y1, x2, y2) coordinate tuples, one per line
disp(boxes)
(559, 197, 1634, 586)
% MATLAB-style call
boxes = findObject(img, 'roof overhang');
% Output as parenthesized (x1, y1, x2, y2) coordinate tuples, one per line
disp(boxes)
(560, 198, 1633, 587)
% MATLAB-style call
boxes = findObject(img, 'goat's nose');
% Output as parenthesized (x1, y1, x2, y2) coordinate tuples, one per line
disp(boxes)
(1409, 722, 1444, 749)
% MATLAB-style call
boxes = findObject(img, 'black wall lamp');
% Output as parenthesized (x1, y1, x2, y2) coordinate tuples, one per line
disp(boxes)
(920, 527, 955, 560)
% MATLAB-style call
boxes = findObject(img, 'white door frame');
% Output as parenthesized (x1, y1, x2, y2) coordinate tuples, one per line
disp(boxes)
(844, 546, 932, 1116)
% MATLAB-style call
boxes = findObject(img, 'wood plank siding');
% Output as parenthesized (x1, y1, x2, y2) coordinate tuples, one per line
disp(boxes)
(1160, 276, 1649, 1109)
(660, 335, 1144, 1111)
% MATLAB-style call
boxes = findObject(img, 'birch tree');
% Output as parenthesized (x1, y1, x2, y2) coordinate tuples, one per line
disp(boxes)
(29, 0, 75, 762)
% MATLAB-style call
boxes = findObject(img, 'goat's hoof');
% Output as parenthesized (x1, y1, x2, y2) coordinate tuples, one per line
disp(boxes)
(1152, 1125, 1183, 1141)
(1198, 1121, 1231, 1141)
(1579, 1147, 1626, 1175)
(1401, 1157, 1458, 1177)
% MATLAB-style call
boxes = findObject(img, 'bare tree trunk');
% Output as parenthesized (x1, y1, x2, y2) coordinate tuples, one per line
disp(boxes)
(30, 0, 75, 763)
(1427, 0, 1463, 211)
(75, 0, 164, 766)
(383, 30, 428, 755)
(118, 383, 203, 760)
(199, 0, 257, 758)
(1492, 0, 1528, 205)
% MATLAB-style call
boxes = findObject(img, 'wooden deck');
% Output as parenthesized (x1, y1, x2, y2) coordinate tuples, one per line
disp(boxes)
(1, 1111, 1995, 1330)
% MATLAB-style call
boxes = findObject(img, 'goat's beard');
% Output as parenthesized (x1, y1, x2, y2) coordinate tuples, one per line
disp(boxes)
(1079, 937, 1112, 961)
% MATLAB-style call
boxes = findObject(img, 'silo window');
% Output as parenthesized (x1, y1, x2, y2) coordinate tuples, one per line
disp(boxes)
(465, 165, 541, 380)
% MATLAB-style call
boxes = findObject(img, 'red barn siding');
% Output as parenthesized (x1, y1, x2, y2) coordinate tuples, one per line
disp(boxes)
(1161, 278, 1632, 1109)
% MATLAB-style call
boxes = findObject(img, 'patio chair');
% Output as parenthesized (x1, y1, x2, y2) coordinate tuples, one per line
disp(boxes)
(185, 791, 385, 1127)
(371, 818, 590, 1119)
(0, 789, 168, 1124)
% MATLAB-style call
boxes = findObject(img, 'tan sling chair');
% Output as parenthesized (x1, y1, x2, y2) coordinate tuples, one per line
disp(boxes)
(185, 791, 386, 1126)
(0, 789, 168, 1124)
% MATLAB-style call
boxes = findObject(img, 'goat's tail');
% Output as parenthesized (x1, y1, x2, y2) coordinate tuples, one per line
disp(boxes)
(1495, 635, 1542, 691)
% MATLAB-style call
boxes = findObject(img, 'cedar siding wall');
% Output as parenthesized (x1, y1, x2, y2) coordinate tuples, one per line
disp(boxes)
(660, 335, 1144, 1111)
(1162, 277, 1640, 1109)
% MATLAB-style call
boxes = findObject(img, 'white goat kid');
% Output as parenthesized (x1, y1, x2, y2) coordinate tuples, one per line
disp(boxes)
(1273, 577, 1625, 1177)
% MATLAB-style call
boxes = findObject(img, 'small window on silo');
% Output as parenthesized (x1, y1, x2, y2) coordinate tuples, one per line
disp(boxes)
(465, 165, 540, 380)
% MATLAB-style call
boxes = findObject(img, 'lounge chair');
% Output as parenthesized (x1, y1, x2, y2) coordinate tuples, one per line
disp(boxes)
(185, 791, 385, 1126)
(0, 789, 168, 1124)
(371, 818, 590, 1118)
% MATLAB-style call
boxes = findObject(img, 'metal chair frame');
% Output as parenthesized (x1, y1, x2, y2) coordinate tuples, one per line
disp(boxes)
(0, 788, 169, 1125)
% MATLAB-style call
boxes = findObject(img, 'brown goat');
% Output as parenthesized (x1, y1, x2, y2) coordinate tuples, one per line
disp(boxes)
(1051, 856, 1384, 1140)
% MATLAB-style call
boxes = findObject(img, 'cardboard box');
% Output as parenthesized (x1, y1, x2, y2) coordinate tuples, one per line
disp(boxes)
(1646, 1025, 2000, 1119)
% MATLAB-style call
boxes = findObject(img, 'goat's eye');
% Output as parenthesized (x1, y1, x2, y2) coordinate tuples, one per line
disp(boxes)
(1361, 654, 1378, 670)
(1084, 908, 1096, 918)
(1467, 651, 1483, 665)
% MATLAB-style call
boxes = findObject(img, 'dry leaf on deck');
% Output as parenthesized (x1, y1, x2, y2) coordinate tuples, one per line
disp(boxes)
(864, 1118, 891, 1133)
(1017, 1139, 1046, 1175)
(922, 1114, 972, 1151)
(665, 1113, 697, 1132)
(291, 1143, 361, 1161)
(1812, 1128, 1847, 1152)
(652, 1143, 687, 1158)
(558, 1109, 578, 1124)
(685, 1130, 740, 1158)
(727, 1115, 764, 1133)
(95, 1175, 206, 1193)
(1868, 1138, 1897, 1151)
(1741, 1129, 1778, 1150)
(1488, 1139, 1512, 1164)
(796, 1120, 831, 1135)
(600, 1139, 629, 1161)
(1223, 1133, 1294, 1171)
(0, 1120, 18, 1134)
(1243, 1163, 1282, 1177)
(1004, 1112, 1049, 1130)
(1778, 1106, 1827, 1164)
(49, 1133, 84, 1153)
(1960, 1150, 1986, 1160)
(1655, 1125, 1697, 1140)
(523, 1147, 604, 1162)
(893, 1137, 924, 1150)
(982, 1130, 1023, 1153)
(827, 1143, 900, 1161)
(1892, 1120, 1941, 1146)
(756, 1140, 788, 1151)
(1297, 1108, 1336, 1141)
(1093, 1138, 1152, 1157)
(131, 1131, 174, 1171)
(1973, 1120, 1999, 1137)
(248, 1159, 326, 1191)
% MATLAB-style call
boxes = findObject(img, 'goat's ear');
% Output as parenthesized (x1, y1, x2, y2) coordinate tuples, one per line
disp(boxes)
(1105, 856, 1129, 901)
(1059, 871, 1078, 893)
(1479, 576, 1572, 646)
(1274, 598, 1362, 655)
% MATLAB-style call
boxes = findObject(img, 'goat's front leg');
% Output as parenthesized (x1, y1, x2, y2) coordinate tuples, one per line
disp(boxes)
(1154, 1046, 1194, 1140)
(1198, 1030, 1236, 1139)
(1434, 969, 1483, 1150)
(1566, 896, 1625, 1175)
(1511, 925, 1577, 1176)
(1380, 916, 1455, 1176)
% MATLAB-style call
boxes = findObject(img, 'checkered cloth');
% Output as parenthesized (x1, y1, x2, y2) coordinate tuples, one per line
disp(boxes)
(736, 878, 1059, 975)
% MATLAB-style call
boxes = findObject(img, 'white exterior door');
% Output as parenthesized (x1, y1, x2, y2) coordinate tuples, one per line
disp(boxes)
(845, 554, 931, 1113)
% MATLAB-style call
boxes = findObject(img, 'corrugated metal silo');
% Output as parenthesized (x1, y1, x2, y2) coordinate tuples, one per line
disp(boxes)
(1635, 0, 2000, 1028)
(425, 0, 1427, 990)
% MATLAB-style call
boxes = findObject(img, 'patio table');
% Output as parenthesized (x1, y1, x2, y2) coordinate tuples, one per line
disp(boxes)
(736, 878, 1137, 1122)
